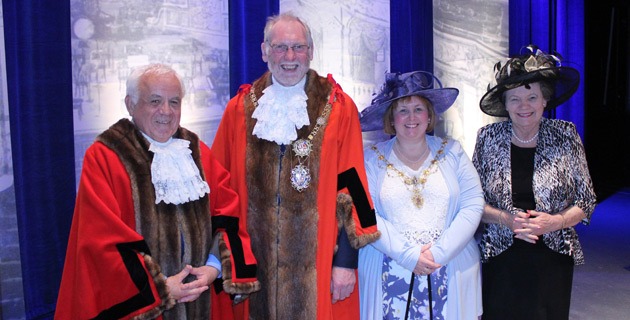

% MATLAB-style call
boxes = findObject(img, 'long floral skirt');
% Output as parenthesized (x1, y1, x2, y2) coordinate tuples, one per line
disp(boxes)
(382, 256, 448, 320)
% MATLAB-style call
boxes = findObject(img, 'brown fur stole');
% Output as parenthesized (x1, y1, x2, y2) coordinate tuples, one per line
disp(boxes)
(245, 70, 331, 319)
(97, 119, 211, 319)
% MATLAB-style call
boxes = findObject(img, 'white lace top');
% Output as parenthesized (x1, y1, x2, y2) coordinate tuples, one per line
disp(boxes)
(380, 151, 449, 246)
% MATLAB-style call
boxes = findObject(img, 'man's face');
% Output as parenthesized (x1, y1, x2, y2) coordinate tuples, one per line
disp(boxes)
(261, 19, 313, 86)
(125, 73, 182, 142)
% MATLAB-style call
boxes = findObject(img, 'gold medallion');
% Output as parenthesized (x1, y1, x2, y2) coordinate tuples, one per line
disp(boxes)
(412, 193, 424, 209)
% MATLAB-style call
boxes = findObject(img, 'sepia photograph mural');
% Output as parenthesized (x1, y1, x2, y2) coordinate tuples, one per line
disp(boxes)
(70, 0, 230, 184)
(280, 0, 391, 144)
(281, 0, 390, 112)
(433, 0, 508, 154)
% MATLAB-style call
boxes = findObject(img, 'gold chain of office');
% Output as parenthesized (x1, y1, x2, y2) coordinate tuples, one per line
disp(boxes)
(249, 90, 333, 192)
(371, 138, 448, 209)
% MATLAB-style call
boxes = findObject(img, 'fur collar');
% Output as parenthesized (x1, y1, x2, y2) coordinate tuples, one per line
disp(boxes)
(244, 70, 331, 318)
(97, 119, 212, 319)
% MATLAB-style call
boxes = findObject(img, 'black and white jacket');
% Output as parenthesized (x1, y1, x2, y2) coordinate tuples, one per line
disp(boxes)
(472, 118, 597, 265)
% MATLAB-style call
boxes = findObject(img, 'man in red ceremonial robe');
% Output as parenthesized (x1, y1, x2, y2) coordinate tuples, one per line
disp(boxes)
(212, 13, 380, 319)
(55, 63, 259, 319)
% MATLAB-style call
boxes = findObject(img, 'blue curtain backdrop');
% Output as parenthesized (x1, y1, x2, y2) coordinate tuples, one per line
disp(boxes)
(509, 0, 586, 138)
(3, 0, 76, 319)
(229, 0, 279, 94)
(390, 0, 434, 74)
(229, 0, 433, 91)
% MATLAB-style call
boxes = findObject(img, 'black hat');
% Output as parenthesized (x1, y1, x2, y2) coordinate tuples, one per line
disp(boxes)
(479, 45, 580, 117)
(360, 71, 459, 132)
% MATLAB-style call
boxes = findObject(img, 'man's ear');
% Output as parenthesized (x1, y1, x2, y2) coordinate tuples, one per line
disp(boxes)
(124, 95, 134, 115)
(261, 42, 269, 62)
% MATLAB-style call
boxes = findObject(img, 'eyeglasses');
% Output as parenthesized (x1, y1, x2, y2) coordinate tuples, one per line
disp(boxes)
(269, 43, 310, 54)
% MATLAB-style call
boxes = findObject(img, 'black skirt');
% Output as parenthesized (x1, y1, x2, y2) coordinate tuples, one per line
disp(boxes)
(481, 238, 574, 320)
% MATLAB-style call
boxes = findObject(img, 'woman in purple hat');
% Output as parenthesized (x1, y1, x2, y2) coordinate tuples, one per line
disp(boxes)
(472, 45, 597, 319)
(358, 71, 484, 319)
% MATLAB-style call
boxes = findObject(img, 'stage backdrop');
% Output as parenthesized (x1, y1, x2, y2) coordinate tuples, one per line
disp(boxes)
(0, 1, 26, 318)
(280, 0, 391, 145)
(69, 0, 392, 180)
(70, 0, 231, 186)
(433, 0, 508, 155)
(281, 0, 390, 111)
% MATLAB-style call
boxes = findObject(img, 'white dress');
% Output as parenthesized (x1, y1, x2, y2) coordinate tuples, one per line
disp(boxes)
(379, 151, 449, 320)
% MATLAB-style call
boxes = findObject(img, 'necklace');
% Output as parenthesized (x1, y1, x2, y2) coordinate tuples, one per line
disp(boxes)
(249, 90, 333, 192)
(394, 141, 429, 165)
(372, 139, 447, 209)
(512, 128, 539, 144)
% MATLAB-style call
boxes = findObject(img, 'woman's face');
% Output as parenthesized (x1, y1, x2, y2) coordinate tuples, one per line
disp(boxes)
(504, 82, 546, 128)
(392, 95, 430, 143)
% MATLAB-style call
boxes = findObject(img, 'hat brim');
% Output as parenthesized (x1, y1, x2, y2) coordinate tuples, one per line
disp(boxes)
(480, 66, 580, 117)
(360, 88, 459, 132)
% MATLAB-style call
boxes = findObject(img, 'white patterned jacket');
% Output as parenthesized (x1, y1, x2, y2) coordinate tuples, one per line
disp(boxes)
(472, 118, 597, 265)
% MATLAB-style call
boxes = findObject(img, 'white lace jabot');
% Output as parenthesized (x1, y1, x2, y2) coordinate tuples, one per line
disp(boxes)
(145, 135, 210, 205)
(252, 76, 309, 145)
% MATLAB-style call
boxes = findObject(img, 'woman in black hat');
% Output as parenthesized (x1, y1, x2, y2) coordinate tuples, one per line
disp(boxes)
(358, 71, 484, 319)
(472, 45, 597, 319)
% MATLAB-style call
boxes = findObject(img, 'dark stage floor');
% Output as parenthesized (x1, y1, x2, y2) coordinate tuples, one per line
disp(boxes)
(570, 188, 630, 319)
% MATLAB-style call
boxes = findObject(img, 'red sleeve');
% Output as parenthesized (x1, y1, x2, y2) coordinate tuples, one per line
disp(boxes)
(55, 143, 165, 320)
(206, 92, 261, 319)
(210, 86, 258, 282)
(201, 141, 258, 278)
(330, 80, 379, 242)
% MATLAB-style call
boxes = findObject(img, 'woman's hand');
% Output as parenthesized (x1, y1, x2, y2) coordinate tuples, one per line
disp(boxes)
(510, 210, 539, 243)
(525, 210, 563, 236)
(413, 243, 441, 275)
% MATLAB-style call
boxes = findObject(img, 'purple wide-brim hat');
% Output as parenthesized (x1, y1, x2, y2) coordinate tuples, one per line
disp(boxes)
(480, 45, 580, 117)
(360, 71, 459, 132)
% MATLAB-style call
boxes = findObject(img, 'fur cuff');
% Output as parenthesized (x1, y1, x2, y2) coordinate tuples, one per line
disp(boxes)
(337, 193, 381, 249)
(131, 253, 176, 320)
(216, 232, 261, 295)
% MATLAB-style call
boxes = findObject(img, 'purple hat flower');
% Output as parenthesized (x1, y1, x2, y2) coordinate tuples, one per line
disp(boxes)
(360, 71, 459, 132)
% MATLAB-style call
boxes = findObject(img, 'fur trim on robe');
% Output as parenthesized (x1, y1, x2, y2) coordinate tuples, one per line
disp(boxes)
(242, 71, 379, 319)
(244, 72, 323, 318)
(98, 119, 213, 319)
(336, 193, 380, 250)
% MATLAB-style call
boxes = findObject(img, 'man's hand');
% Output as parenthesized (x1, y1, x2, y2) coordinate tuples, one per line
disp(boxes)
(165, 265, 211, 303)
(190, 265, 220, 287)
(330, 266, 356, 304)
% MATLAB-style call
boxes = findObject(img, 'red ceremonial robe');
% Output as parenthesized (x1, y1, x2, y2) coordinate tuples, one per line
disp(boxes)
(212, 70, 380, 319)
(55, 119, 259, 320)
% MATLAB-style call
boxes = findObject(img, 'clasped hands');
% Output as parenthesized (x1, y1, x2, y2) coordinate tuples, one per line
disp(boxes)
(507, 210, 562, 244)
(413, 243, 441, 276)
(166, 265, 220, 303)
